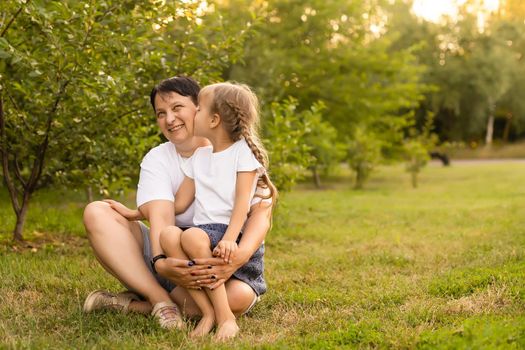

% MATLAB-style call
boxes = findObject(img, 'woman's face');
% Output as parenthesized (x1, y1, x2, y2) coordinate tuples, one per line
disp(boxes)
(154, 92, 196, 144)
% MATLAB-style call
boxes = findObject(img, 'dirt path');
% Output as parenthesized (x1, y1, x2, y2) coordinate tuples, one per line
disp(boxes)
(430, 158, 525, 166)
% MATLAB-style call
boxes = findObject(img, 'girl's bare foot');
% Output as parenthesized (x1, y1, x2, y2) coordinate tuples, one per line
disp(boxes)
(214, 318, 239, 341)
(189, 314, 215, 338)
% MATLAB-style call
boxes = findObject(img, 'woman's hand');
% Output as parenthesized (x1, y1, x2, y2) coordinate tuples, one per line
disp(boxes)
(213, 240, 238, 264)
(155, 257, 215, 289)
(192, 256, 244, 290)
(103, 199, 144, 221)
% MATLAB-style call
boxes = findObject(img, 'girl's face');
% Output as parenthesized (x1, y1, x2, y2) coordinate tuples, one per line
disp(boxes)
(154, 92, 196, 144)
(194, 91, 214, 138)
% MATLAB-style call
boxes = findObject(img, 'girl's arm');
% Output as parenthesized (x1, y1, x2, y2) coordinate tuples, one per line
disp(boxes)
(103, 199, 144, 221)
(215, 171, 257, 262)
(174, 176, 195, 215)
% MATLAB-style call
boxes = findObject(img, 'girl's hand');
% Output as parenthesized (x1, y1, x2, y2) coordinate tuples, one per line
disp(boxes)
(213, 240, 238, 264)
(192, 257, 242, 289)
(103, 199, 144, 221)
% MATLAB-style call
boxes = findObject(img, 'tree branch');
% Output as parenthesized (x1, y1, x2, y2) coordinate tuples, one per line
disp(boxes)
(0, 93, 21, 214)
(0, 0, 31, 38)
(4, 85, 32, 131)
(13, 154, 28, 190)
(27, 80, 69, 192)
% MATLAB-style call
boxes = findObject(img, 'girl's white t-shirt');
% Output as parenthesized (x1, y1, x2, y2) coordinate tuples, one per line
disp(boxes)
(182, 139, 264, 226)
(136, 141, 270, 228)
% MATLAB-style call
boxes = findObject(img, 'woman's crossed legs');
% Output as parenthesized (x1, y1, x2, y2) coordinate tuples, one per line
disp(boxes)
(83, 201, 256, 326)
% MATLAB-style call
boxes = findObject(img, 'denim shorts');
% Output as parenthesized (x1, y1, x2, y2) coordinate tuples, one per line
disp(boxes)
(138, 222, 267, 297)
(197, 223, 267, 296)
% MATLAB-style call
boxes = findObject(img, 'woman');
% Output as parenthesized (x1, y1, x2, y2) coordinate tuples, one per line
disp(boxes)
(82, 76, 272, 330)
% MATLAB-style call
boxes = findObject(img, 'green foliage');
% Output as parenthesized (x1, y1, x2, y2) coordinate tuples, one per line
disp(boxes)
(262, 98, 314, 192)
(301, 101, 345, 187)
(387, 1, 525, 142)
(346, 127, 382, 189)
(0, 0, 254, 239)
(230, 0, 428, 144)
(403, 113, 437, 188)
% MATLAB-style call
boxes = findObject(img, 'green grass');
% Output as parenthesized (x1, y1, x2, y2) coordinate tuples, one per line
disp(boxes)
(1, 162, 525, 348)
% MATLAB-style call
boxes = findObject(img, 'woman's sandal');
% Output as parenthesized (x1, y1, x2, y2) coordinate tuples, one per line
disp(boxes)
(83, 289, 141, 314)
(151, 301, 185, 330)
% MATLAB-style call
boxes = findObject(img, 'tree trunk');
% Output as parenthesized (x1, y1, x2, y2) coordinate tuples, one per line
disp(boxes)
(485, 115, 494, 147)
(86, 186, 93, 203)
(502, 113, 513, 143)
(354, 168, 364, 189)
(311, 166, 321, 188)
(485, 102, 495, 147)
(411, 171, 418, 188)
(13, 197, 29, 241)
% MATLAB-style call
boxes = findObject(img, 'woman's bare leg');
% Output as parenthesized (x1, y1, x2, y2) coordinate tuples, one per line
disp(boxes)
(160, 226, 215, 337)
(181, 228, 239, 340)
(83, 201, 172, 309)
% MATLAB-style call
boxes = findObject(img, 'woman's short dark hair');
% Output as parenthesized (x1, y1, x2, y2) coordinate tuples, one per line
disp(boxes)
(150, 76, 200, 112)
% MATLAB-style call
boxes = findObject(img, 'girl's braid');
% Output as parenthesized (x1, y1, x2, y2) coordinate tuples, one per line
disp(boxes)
(225, 100, 268, 168)
(225, 99, 276, 201)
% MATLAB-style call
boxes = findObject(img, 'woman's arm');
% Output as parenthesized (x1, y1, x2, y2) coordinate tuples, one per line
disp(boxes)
(139, 200, 174, 257)
(139, 199, 209, 288)
(174, 176, 195, 215)
(194, 199, 272, 288)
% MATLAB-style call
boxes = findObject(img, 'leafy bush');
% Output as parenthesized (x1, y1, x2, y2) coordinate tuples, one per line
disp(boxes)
(403, 113, 437, 188)
(302, 101, 346, 188)
(262, 98, 314, 192)
(346, 127, 383, 189)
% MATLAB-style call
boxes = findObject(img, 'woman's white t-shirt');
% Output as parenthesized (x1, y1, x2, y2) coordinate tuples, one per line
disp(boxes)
(136, 142, 195, 227)
(136, 141, 269, 228)
(182, 139, 264, 226)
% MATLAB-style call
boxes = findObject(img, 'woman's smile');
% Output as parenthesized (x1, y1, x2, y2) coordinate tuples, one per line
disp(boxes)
(168, 123, 185, 132)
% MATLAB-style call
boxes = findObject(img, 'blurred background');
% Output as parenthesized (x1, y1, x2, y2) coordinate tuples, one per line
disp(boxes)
(1, 0, 525, 239)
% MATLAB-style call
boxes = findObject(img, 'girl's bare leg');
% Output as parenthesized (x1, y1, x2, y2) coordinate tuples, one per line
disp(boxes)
(170, 279, 256, 317)
(181, 228, 239, 340)
(83, 201, 171, 309)
(160, 226, 215, 337)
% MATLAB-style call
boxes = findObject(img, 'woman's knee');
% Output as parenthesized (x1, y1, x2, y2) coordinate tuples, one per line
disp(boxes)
(83, 201, 138, 241)
(83, 201, 111, 231)
(226, 279, 256, 315)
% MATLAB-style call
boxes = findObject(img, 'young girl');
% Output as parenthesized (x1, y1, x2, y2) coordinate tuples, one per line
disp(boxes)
(160, 82, 277, 340)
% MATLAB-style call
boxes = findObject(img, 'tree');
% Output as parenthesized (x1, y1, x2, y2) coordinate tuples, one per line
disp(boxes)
(262, 98, 314, 192)
(387, 0, 525, 143)
(0, 0, 253, 240)
(301, 101, 345, 188)
(346, 126, 382, 189)
(228, 0, 428, 186)
(403, 112, 437, 188)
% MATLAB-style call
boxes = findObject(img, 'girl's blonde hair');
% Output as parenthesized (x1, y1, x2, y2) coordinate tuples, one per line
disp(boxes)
(200, 82, 278, 204)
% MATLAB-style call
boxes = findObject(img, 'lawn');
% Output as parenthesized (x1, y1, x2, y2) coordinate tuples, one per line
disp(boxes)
(1, 161, 525, 349)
